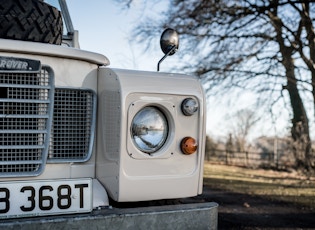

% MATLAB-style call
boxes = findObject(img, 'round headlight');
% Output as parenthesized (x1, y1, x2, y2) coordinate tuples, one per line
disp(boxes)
(131, 106, 168, 154)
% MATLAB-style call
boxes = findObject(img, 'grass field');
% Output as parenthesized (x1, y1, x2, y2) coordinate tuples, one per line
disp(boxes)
(203, 162, 315, 210)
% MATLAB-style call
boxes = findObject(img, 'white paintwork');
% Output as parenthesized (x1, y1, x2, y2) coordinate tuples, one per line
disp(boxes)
(93, 179, 109, 207)
(96, 68, 206, 202)
(0, 40, 109, 209)
(0, 38, 109, 66)
(0, 38, 206, 206)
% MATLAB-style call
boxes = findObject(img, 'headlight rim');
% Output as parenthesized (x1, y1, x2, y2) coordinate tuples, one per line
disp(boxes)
(130, 105, 169, 155)
(126, 98, 176, 160)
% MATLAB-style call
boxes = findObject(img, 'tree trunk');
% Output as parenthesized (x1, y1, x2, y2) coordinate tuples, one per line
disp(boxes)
(301, 3, 315, 129)
(269, 6, 312, 171)
(286, 63, 312, 170)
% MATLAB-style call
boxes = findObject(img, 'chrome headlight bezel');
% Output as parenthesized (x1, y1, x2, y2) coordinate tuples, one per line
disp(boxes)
(127, 99, 176, 159)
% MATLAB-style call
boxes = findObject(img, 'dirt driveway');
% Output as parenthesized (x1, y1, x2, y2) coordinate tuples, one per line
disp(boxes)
(114, 163, 315, 229)
(200, 185, 315, 229)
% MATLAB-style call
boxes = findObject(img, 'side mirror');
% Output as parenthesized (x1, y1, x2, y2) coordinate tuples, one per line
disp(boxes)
(157, 28, 179, 71)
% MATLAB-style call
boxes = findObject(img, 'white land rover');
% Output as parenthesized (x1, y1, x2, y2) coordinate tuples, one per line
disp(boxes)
(0, 0, 206, 219)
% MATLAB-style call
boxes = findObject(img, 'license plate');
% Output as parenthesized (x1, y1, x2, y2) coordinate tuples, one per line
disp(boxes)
(0, 179, 92, 219)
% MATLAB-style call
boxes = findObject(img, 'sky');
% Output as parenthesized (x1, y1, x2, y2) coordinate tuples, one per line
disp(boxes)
(67, 0, 165, 71)
(65, 0, 291, 141)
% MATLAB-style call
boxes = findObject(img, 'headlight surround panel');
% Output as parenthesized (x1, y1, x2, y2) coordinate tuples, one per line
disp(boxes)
(127, 96, 176, 159)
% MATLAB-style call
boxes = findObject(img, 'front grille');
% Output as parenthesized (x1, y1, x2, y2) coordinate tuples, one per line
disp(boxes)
(48, 88, 96, 162)
(0, 67, 54, 177)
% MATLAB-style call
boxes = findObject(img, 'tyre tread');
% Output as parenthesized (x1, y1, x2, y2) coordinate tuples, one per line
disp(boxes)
(0, 0, 63, 45)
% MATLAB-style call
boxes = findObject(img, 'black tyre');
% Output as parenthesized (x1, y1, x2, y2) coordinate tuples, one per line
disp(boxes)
(0, 0, 63, 45)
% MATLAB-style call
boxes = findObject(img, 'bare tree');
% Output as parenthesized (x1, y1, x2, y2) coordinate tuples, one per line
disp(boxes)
(232, 109, 258, 152)
(121, 0, 315, 172)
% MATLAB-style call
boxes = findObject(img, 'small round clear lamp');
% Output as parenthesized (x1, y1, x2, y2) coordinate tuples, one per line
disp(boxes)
(181, 98, 198, 116)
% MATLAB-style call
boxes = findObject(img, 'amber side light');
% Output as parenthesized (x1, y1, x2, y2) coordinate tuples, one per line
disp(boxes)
(180, 137, 197, 155)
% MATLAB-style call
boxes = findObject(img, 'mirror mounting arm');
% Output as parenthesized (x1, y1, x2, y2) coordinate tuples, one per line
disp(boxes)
(157, 45, 177, 72)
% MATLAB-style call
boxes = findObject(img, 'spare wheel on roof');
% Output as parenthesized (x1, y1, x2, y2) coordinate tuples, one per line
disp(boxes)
(0, 0, 63, 45)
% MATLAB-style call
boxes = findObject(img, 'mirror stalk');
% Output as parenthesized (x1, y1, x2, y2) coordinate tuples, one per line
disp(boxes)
(157, 45, 177, 72)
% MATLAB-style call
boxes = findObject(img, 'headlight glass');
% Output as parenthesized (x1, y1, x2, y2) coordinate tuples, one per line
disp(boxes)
(131, 106, 168, 154)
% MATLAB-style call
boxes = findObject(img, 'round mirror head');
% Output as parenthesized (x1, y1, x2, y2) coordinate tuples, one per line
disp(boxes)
(160, 28, 179, 55)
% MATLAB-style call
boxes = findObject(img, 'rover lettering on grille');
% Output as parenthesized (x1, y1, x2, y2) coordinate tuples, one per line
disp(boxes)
(0, 56, 41, 72)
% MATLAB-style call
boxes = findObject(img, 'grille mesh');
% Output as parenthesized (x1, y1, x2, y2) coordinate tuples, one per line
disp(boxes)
(0, 68, 53, 177)
(48, 88, 95, 162)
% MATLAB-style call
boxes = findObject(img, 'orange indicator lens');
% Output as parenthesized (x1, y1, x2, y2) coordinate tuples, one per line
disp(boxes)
(180, 137, 197, 155)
